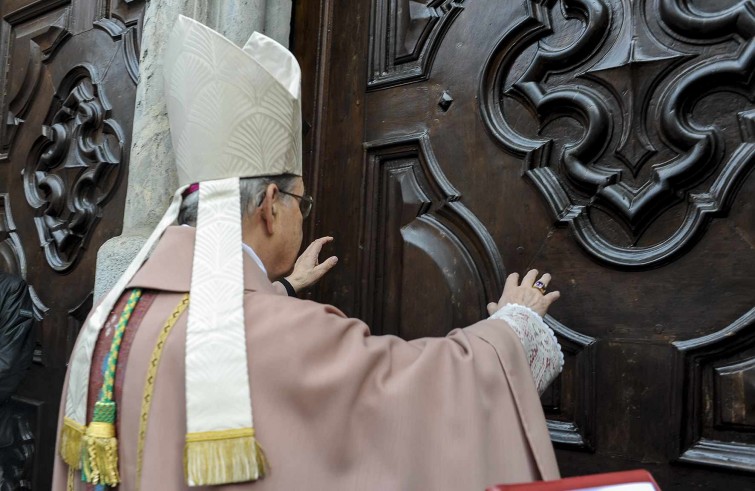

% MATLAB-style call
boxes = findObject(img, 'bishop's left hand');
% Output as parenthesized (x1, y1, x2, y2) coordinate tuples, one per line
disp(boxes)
(285, 236, 338, 292)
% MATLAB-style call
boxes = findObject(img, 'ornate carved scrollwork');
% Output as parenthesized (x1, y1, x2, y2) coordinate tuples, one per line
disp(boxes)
(480, 0, 754, 268)
(24, 67, 125, 273)
(369, 0, 464, 89)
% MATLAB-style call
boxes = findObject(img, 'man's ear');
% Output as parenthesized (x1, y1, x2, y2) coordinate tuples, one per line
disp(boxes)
(261, 183, 278, 235)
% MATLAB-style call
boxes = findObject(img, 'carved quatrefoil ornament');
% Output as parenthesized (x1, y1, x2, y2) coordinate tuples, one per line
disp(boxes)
(25, 66, 124, 272)
(480, 0, 754, 268)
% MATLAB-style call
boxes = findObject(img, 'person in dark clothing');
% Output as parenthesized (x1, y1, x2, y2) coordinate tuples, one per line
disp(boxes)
(0, 271, 35, 490)
(0, 271, 35, 403)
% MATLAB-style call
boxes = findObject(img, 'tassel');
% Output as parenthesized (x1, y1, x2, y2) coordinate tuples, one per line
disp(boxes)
(81, 401, 120, 486)
(79, 289, 141, 486)
(59, 417, 85, 468)
(184, 428, 268, 486)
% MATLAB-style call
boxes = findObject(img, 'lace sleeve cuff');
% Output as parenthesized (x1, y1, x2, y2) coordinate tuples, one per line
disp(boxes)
(490, 303, 564, 395)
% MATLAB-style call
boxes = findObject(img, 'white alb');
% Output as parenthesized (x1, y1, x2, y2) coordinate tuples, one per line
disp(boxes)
(490, 304, 564, 395)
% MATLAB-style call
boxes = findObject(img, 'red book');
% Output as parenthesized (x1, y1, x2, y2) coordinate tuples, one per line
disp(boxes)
(488, 470, 661, 491)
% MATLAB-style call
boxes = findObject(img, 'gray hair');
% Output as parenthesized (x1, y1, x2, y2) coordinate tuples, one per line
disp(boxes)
(178, 175, 299, 226)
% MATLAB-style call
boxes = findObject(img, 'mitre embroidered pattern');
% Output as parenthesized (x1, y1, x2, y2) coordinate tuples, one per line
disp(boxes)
(163, 17, 302, 186)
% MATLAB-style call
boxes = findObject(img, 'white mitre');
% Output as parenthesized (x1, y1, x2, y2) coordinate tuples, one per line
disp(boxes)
(59, 14, 302, 487)
(165, 15, 302, 183)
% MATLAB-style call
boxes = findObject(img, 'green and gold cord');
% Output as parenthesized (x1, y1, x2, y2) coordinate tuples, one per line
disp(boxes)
(82, 288, 142, 486)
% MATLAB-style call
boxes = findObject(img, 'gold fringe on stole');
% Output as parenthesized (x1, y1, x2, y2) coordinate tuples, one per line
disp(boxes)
(184, 428, 268, 485)
(59, 417, 85, 468)
(82, 420, 120, 485)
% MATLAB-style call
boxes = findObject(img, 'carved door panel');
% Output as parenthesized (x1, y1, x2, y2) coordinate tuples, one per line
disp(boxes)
(0, 1, 145, 488)
(298, 0, 755, 488)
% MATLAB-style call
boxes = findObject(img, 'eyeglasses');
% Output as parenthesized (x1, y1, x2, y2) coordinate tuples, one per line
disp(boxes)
(278, 190, 314, 219)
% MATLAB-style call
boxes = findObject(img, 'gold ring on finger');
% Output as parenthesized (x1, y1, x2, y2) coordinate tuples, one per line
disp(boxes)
(532, 280, 547, 295)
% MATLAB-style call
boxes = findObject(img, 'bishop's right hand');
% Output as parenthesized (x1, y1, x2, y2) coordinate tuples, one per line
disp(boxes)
(486, 269, 561, 318)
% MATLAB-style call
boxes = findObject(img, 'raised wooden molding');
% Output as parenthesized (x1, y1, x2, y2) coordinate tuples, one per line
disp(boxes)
(368, 0, 464, 90)
(360, 132, 504, 335)
(674, 307, 755, 473)
(479, 0, 755, 268)
(544, 315, 597, 450)
(94, 18, 141, 83)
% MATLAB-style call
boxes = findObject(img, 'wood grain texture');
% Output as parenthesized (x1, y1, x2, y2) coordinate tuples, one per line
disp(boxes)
(298, 0, 755, 488)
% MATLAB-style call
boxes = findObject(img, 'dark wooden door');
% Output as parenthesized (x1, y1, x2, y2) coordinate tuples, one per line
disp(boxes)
(294, 0, 755, 488)
(0, 1, 145, 488)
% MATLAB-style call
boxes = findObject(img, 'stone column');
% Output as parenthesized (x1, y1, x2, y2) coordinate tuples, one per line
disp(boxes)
(94, 0, 292, 300)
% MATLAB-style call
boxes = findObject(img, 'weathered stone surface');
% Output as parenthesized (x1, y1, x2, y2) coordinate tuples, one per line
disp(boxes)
(209, 0, 292, 46)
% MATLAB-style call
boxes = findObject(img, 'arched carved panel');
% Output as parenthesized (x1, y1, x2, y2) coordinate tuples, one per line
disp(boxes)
(673, 307, 755, 472)
(24, 66, 124, 273)
(360, 133, 504, 337)
(480, 0, 754, 268)
(542, 316, 597, 449)
(368, 0, 464, 90)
